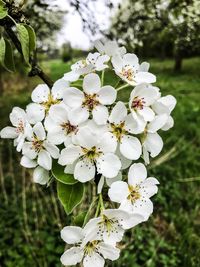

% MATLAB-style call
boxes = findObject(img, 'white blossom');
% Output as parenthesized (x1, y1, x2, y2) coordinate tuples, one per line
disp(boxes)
(108, 101, 143, 160)
(63, 52, 109, 82)
(21, 122, 59, 170)
(108, 163, 159, 220)
(112, 53, 156, 85)
(63, 73, 117, 125)
(60, 226, 120, 267)
(26, 79, 68, 124)
(58, 126, 121, 182)
(129, 83, 161, 123)
(84, 209, 144, 245)
(0, 107, 32, 152)
(94, 39, 126, 57)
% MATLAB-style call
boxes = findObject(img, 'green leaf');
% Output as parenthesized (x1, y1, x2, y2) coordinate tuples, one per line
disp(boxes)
(52, 162, 78, 185)
(57, 182, 84, 215)
(0, 0, 8, 19)
(4, 39, 15, 72)
(0, 37, 5, 64)
(73, 211, 87, 227)
(16, 24, 30, 65)
(24, 24, 36, 52)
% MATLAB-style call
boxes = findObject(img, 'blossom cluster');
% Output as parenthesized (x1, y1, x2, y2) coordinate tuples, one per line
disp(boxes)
(0, 39, 176, 266)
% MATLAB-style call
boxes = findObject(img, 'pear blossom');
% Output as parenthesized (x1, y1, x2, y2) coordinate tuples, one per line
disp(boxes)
(60, 226, 120, 267)
(44, 104, 79, 146)
(129, 83, 161, 122)
(0, 107, 32, 152)
(22, 122, 59, 170)
(63, 52, 110, 82)
(109, 163, 159, 220)
(141, 114, 168, 164)
(84, 209, 144, 245)
(58, 126, 121, 182)
(152, 95, 177, 131)
(112, 53, 156, 85)
(63, 73, 117, 125)
(94, 39, 126, 57)
(108, 101, 143, 160)
(26, 79, 69, 124)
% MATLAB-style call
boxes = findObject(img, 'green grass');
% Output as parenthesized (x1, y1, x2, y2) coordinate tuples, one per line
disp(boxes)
(0, 57, 200, 267)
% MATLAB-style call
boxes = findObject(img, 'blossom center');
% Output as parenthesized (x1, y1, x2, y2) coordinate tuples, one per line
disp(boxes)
(110, 122, 126, 141)
(84, 240, 99, 256)
(99, 215, 119, 236)
(82, 93, 99, 111)
(127, 185, 141, 203)
(60, 122, 77, 135)
(82, 146, 102, 161)
(42, 94, 61, 113)
(121, 66, 135, 81)
(32, 136, 44, 153)
(131, 96, 145, 110)
(16, 120, 24, 134)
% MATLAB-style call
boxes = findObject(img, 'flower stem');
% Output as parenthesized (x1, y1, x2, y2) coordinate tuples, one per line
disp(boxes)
(101, 70, 105, 86)
(116, 83, 130, 91)
(99, 193, 104, 210)
(95, 197, 101, 217)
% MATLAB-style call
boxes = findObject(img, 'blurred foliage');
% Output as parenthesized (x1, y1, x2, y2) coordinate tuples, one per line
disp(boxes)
(0, 56, 200, 266)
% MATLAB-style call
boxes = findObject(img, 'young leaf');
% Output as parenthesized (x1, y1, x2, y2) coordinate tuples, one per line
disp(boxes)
(52, 162, 78, 185)
(4, 39, 15, 72)
(16, 24, 30, 65)
(24, 24, 36, 52)
(0, 0, 8, 19)
(57, 181, 84, 215)
(0, 37, 5, 64)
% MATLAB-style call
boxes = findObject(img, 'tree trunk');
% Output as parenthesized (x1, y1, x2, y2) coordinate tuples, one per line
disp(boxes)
(174, 54, 182, 71)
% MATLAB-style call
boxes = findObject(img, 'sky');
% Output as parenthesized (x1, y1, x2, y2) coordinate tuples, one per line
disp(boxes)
(53, 0, 122, 50)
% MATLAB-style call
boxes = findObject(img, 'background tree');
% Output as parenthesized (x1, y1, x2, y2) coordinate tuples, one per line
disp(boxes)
(109, 0, 200, 71)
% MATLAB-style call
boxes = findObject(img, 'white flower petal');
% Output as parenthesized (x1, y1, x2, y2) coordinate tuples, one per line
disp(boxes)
(161, 116, 174, 131)
(147, 114, 168, 133)
(106, 171, 122, 187)
(144, 132, 163, 157)
(31, 84, 50, 103)
(9, 107, 26, 127)
(48, 105, 68, 124)
(124, 113, 146, 134)
(158, 95, 176, 113)
(128, 163, 147, 186)
(0, 126, 18, 139)
(111, 55, 123, 71)
(22, 142, 37, 159)
(47, 127, 66, 145)
(120, 212, 144, 229)
(83, 73, 101, 94)
(43, 141, 59, 159)
(58, 145, 82, 165)
(108, 181, 129, 203)
(20, 156, 37, 168)
(120, 135, 141, 160)
(33, 166, 50, 185)
(38, 150, 52, 170)
(63, 87, 84, 108)
(97, 175, 105, 194)
(26, 103, 45, 124)
(98, 242, 120, 260)
(139, 62, 150, 72)
(68, 107, 89, 125)
(63, 71, 80, 82)
(98, 86, 117, 105)
(61, 226, 84, 244)
(138, 106, 155, 122)
(74, 159, 95, 182)
(97, 132, 117, 153)
(97, 153, 121, 178)
(135, 72, 156, 84)
(116, 149, 132, 170)
(52, 78, 69, 99)
(33, 122, 46, 140)
(123, 53, 139, 66)
(109, 101, 127, 124)
(83, 252, 105, 267)
(60, 247, 83, 266)
(76, 127, 97, 148)
(92, 105, 109, 125)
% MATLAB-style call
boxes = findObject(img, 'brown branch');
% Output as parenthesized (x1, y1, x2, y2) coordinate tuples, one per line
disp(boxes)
(4, 25, 54, 88)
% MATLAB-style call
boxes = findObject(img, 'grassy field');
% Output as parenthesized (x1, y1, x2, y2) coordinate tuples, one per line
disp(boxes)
(0, 57, 200, 267)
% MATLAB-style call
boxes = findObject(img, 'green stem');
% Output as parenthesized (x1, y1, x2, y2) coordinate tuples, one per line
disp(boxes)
(7, 15, 17, 26)
(101, 70, 105, 86)
(99, 193, 104, 210)
(116, 83, 130, 91)
(95, 197, 101, 217)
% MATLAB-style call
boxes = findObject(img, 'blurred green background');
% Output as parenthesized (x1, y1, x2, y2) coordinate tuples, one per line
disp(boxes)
(0, 0, 200, 266)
